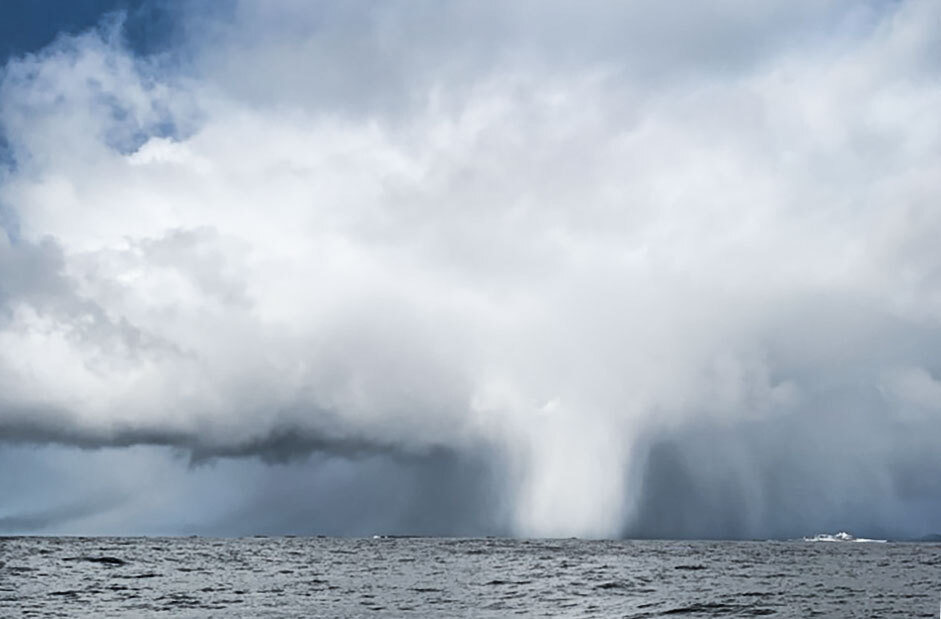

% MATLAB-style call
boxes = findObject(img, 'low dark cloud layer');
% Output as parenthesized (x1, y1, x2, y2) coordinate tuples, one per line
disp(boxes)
(1, 1, 941, 538)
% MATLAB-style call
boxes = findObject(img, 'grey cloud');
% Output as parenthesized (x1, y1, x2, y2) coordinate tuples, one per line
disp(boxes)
(192, 0, 895, 116)
(0, 227, 411, 468)
(0, 229, 183, 362)
(0, 390, 474, 469)
(0, 231, 68, 309)
(134, 227, 252, 307)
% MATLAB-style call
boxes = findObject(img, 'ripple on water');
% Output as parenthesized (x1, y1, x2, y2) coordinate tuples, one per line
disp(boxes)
(2, 537, 940, 617)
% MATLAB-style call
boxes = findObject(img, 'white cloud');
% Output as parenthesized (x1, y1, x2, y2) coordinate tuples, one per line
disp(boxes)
(2, 1, 941, 537)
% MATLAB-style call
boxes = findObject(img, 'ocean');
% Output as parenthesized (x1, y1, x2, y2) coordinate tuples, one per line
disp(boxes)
(2, 536, 939, 617)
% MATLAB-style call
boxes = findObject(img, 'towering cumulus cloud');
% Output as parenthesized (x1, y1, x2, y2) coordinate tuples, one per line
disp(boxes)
(2, 1, 941, 538)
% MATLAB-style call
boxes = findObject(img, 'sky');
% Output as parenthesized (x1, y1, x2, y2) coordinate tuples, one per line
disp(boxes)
(1, 0, 940, 540)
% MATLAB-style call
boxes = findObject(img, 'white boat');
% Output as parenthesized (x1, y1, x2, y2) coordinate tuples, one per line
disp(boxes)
(802, 531, 886, 543)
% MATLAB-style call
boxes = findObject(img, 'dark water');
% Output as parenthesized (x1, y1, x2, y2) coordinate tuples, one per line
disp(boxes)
(2, 536, 939, 617)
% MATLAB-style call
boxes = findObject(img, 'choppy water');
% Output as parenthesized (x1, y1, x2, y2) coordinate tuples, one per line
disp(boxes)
(2, 536, 939, 617)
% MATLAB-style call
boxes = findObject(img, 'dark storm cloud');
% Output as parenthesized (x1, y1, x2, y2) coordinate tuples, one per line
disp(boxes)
(0, 401, 362, 462)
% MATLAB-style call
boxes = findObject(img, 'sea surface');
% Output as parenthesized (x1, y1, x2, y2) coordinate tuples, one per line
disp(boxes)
(2, 536, 939, 617)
